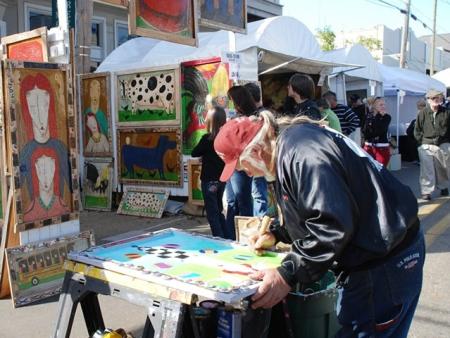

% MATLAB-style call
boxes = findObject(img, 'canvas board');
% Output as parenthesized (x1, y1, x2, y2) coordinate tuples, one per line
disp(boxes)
(118, 127, 182, 187)
(129, 0, 198, 47)
(80, 72, 113, 157)
(199, 0, 247, 34)
(1, 27, 48, 62)
(83, 158, 113, 211)
(187, 159, 204, 206)
(116, 66, 181, 127)
(3, 61, 80, 231)
(117, 189, 169, 218)
(69, 228, 284, 304)
(6, 231, 93, 307)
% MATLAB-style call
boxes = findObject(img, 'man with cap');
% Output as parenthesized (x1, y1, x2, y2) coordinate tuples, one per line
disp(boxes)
(214, 111, 424, 337)
(414, 88, 450, 200)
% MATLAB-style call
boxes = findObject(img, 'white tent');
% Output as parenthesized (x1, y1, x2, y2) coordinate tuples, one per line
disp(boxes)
(432, 68, 450, 88)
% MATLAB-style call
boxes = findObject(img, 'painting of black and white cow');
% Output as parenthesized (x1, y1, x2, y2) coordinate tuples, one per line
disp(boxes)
(119, 70, 176, 114)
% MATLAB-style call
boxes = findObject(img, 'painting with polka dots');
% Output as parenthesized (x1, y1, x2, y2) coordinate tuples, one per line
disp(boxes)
(117, 189, 169, 218)
(116, 66, 181, 127)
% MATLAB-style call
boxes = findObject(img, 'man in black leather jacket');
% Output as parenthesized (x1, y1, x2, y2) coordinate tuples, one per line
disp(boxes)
(214, 111, 424, 338)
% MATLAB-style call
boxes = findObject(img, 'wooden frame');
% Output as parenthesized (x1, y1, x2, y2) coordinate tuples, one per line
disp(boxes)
(187, 159, 204, 206)
(116, 65, 181, 127)
(199, 0, 247, 34)
(80, 72, 113, 157)
(3, 61, 80, 231)
(117, 127, 182, 187)
(234, 216, 260, 244)
(1, 26, 48, 62)
(129, 0, 198, 47)
(96, 0, 129, 8)
(83, 158, 113, 211)
(117, 188, 169, 218)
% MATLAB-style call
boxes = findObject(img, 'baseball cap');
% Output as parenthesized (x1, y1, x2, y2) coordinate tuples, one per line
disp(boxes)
(426, 88, 443, 99)
(214, 117, 263, 182)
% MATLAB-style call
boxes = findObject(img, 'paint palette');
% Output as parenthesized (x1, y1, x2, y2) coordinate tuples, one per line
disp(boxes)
(69, 228, 284, 304)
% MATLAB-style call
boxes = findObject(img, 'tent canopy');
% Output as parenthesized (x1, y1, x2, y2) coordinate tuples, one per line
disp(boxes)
(432, 68, 450, 87)
(97, 16, 353, 79)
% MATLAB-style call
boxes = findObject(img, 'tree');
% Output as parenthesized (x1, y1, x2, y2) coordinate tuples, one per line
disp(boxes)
(357, 36, 382, 52)
(316, 26, 336, 51)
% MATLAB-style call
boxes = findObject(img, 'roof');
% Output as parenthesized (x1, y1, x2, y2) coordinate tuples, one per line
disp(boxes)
(432, 68, 450, 87)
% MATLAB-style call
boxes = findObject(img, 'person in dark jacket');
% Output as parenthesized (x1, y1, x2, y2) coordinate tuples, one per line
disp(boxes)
(191, 106, 228, 238)
(287, 74, 321, 120)
(363, 96, 391, 166)
(414, 89, 450, 200)
(214, 110, 424, 338)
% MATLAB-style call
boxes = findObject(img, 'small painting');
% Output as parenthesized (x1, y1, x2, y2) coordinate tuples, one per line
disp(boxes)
(181, 60, 232, 154)
(199, 0, 247, 34)
(80, 73, 112, 157)
(3, 61, 79, 231)
(6, 231, 93, 307)
(83, 158, 113, 211)
(118, 127, 182, 187)
(1, 27, 48, 62)
(129, 0, 198, 46)
(117, 66, 181, 126)
(117, 189, 169, 218)
(188, 159, 204, 206)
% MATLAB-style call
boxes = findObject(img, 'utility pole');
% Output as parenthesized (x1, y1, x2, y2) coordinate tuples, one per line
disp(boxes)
(399, 0, 411, 68)
(75, 0, 93, 75)
(430, 0, 437, 75)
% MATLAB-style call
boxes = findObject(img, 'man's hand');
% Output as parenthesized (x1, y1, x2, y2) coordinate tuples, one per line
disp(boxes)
(250, 268, 291, 309)
(248, 232, 276, 255)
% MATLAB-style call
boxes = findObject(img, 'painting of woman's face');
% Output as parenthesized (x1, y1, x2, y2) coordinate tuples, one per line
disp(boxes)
(35, 155, 55, 193)
(86, 115, 99, 134)
(26, 87, 50, 139)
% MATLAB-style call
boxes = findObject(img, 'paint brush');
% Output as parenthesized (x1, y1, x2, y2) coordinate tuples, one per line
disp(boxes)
(255, 216, 271, 256)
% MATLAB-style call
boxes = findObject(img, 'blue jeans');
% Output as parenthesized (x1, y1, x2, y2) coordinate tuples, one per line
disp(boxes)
(252, 177, 268, 217)
(336, 230, 425, 338)
(201, 181, 226, 238)
(225, 170, 253, 240)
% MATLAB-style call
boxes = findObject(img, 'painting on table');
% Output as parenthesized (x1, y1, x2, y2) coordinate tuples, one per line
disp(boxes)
(129, 0, 198, 46)
(181, 59, 232, 154)
(116, 66, 181, 126)
(117, 189, 169, 218)
(80, 73, 112, 157)
(3, 61, 80, 231)
(199, 0, 247, 34)
(1, 27, 48, 62)
(118, 127, 182, 187)
(187, 159, 203, 206)
(83, 158, 113, 211)
(69, 228, 284, 304)
(6, 231, 93, 307)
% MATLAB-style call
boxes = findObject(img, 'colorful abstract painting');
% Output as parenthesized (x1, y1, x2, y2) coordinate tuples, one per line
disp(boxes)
(188, 159, 203, 206)
(1, 27, 48, 62)
(80, 73, 112, 157)
(6, 231, 93, 307)
(117, 67, 181, 126)
(70, 228, 284, 304)
(199, 0, 247, 33)
(129, 0, 198, 46)
(83, 158, 113, 211)
(118, 127, 182, 187)
(181, 60, 231, 154)
(117, 189, 169, 218)
(3, 61, 79, 231)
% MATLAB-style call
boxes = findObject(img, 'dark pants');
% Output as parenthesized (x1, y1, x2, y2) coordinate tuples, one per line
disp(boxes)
(201, 181, 226, 239)
(252, 176, 268, 217)
(336, 230, 425, 338)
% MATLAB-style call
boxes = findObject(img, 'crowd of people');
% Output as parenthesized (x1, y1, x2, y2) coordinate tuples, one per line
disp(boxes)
(190, 72, 449, 337)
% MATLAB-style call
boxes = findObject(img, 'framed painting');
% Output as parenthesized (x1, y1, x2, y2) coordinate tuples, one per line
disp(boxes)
(6, 231, 93, 307)
(181, 59, 232, 154)
(187, 159, 203, 206)
(3, 61, 80, 231)
(129, 0, 198, 46)
(83, 158, 113, 211)
(118, 127, 182, 187)
(1, 27, 48, 62)
(80, 72, 112, 157)
(199, 0, 247, 34)
(116, 66, 181, 127)
(117, 188, 169, 218)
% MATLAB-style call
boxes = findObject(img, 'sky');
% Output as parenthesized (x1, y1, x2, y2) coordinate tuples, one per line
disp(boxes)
(281, 0, 450, 38)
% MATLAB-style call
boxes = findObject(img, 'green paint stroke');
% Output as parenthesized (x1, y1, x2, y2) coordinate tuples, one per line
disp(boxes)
(118, 109, 175, 123)
(84, 195, 108, 208)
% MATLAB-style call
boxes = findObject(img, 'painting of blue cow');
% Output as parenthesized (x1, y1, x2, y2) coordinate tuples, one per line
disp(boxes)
(118, 128, 182, 187)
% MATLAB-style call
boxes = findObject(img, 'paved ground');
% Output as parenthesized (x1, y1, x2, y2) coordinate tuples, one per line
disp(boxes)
(1, 162, 449, 337)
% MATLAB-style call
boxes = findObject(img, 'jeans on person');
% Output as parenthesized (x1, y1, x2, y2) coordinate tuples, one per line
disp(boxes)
(252, 176, 268, 217)
(201, 180, 226, 238)
(336, 230, 425, 338)
(225, 170, 253, 240)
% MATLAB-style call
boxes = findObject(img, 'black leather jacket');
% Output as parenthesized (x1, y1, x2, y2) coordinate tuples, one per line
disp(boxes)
(272, 123, 419, 285)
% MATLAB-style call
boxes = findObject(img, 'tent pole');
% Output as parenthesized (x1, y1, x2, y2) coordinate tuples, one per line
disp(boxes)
(396, 90, 400, 153)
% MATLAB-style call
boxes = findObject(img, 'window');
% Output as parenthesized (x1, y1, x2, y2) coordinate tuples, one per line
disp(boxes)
(25, 3, 52, 31)
(91, 16, 106, 62)
(114, 20, 129, 48)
